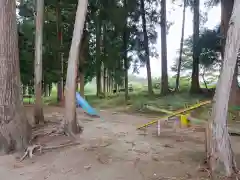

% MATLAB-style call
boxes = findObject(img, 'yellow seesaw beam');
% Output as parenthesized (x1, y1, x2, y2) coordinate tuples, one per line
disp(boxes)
(136, 100, 211, 130)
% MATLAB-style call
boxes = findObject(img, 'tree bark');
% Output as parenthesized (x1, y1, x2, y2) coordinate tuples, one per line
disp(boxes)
(220, 0, 239, 106)
(102, 23, 107, 97)
(79, 25, 88, 98)
(0, 0, 31, 153)
(34, 0, 44, 124)
(80, 73, 85, 97)
(140, 0, 153, 95)
(123, 0, 129, 101)
(48, 84, 52, 96)
(96, 14, 102, 97)
(209, 2, 240, 177)
(175, 0, 186, 92)
(64, 0, 88, 137)
(56, 0, 64, 103)
(229, 64, 240, 106)
(44, 83, 49, 97)
(190, 0, 201, 94)
(160, 0, 169, 95)
(103, 67, 106, 96)
(220, 0, 234, 56)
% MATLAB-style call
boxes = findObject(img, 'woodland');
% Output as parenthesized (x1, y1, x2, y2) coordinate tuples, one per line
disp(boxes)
(0, 0, 240, 179)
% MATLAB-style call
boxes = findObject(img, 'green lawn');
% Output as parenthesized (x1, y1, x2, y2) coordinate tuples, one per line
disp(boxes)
(22, 79, 217, 120)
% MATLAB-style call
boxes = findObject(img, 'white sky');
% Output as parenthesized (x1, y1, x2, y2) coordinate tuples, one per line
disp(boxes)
(131, 0, 221, 78)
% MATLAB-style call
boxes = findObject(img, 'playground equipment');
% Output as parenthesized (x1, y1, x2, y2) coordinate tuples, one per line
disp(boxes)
(137, 100, 211, 130)
(76, 92, 99, 117)
(139, 100, 240, 137)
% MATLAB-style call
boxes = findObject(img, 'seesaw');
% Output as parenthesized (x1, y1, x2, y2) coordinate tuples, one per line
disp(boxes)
(137, 100, 211, 130)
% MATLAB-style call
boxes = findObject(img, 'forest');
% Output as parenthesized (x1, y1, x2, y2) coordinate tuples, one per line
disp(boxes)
(0, 0, 240, 179)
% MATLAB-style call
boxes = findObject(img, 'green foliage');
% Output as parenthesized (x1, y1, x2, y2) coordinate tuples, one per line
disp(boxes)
(172, 26, 221, 82)
(18, 0, 161, 89)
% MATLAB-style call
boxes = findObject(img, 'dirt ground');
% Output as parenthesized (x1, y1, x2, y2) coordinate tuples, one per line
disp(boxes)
(1, 105, 240, 180)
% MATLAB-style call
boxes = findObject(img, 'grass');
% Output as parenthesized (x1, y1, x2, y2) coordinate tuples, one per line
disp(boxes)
(22, 78, 223, 121)
(24, 82, 240, 122)
(23, 82, 212, 118)
(86, 92, 208, 110)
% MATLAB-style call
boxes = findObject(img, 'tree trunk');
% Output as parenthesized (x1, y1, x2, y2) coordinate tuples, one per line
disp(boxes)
(79, 24, 88, 98)
(140, 0, 153, 95)
(56, 0, 64, 103)
(80, 73, 84, 97)
(229, 64, 240, 106)
(208, 2, 240, 177)
(106, 71, 109, 93)
(160, 0, 169, 95)
(102, 23, 107, 97)
(123, 39, 129, 101)
(64, 0, 88, 137)
(220, 0, 240, 106)
(34, 0, 44, 124)
(220, 0, 234, 56)
(110, 77, 113, 93)
(57, 82, 62, 101)
(0, 0, 31, 153)
(123, 0, 129, 101)
(96, 15, 102, 97)
(23, 85, 27, 95)
(48, 84, 52, 96)
(44, 83, 48, 97)
(103, 67, 106, 96)
(190, 0, 201, 94)
(175, 0, 186, 92)
(220, 0, 239, 106)
(108, 75, 111, 93)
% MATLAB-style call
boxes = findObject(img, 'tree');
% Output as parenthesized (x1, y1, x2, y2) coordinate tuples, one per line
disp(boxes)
(190, 0, 201, 93)
(208, 1, 240, 177)
(123, 0, 129, 101)
(160, 0, 169, 95)
(79, 25, 89, 98)
(34, 0, 45, 124)
(17, 0, 159, 100)
(205, 0, 238, 105)
(219, 0, 234, 57)
(175, 0, 187, 92)
(56, 0, 64, 103)
(140, 0, 153, 95)
(64, 0, 88, 137)
(172, 28, 221, 90)
(220, 0, 238, 106)
(0, 0, 31, 152)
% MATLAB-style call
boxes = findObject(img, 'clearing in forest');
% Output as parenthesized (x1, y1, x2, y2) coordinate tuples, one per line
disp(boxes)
(1, 105, 240, 180)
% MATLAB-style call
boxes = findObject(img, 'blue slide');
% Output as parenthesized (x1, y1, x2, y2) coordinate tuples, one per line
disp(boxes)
(76, 92, 99, 117)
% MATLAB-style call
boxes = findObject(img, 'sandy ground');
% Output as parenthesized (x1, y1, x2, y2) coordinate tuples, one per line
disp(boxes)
(1, 105, 240, 180)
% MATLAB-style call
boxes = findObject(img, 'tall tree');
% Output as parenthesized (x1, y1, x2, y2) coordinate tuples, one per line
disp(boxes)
(95, 13, 102, 97)
(123, 0, 129, 101)
(175, 0, 187, 91)
(34, 0, 45, 124)
(220, 0, 237, 106)
(79, 25, 88, 98)
(208, 1, 240, 177)
(220, 0, 234, 57)
(140, 0, 153, 95)
(190, 0, 201, 93)
(56, 0, 64, 104)
(0, 0, 31, 152)
(160, 0, 169, 95)
(64, 0, 88, 137)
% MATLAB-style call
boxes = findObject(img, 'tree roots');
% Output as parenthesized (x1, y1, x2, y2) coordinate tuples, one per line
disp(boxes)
(20, 142, 81, 162)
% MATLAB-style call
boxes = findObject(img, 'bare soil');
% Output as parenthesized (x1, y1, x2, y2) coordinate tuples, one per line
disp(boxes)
(1, 105, 240, 180)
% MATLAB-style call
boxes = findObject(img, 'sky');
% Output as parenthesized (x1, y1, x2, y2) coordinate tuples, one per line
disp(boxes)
(131, 0, 221, 78)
